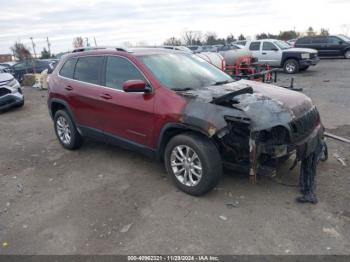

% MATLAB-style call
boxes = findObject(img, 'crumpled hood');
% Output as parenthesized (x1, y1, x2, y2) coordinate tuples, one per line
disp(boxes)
(179, 79, 314, 131)
(285, 47, 318, 54)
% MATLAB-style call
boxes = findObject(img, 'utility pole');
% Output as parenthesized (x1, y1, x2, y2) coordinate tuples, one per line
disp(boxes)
(94, 37, 97, 47)
(46, 37, 51, 55)
(85, 37, 90, 47)
(30, 37, 37, 58)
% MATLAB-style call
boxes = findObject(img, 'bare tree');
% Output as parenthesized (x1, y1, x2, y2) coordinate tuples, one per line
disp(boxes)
(238, 34, 246, 40)
(306, 27, 316, 36)
(73, 37, 84, 48)
(163, 37, 182, 46)
(320, 28, 330, 36)
(182, 30, 202, 46)
(10, 42, 32, 61)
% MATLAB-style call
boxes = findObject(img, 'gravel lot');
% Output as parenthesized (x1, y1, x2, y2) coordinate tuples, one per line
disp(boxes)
(0, 59, 349, 255)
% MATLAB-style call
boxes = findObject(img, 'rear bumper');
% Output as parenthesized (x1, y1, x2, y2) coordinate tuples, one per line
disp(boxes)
(300, 57, 320, 67)
(0, 90, 24, 111)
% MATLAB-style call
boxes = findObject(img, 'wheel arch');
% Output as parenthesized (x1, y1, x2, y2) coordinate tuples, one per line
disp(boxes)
(281, 53, 300, 66)
(156, 123, 212, 161)
(49, 98, 76, 123)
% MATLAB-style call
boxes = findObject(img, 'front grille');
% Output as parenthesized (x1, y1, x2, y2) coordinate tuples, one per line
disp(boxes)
(0, 87, 11, 97)
(289, 107, 319, 141)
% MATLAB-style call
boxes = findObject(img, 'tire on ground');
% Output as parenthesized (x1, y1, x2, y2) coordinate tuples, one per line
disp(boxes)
(164, 132, 222, 196)
(344, 50, 350, 59)
(283, 59, 299, 74)
(54, 109, 83, 150)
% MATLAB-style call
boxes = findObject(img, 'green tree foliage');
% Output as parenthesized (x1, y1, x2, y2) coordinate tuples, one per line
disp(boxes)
(40, 47, 52, 59)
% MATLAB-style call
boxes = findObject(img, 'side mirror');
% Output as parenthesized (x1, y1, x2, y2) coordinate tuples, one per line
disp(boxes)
(272, 47, 279, 51)
(339, 40, 344, 45)
(122, 80, 151, 93)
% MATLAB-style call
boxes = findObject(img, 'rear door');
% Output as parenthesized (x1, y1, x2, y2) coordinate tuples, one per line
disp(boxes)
(248, 41, 262, 61)
(260, 41, 282, 66)
(61, 56, 107, 136)
(311, 37, 328, 56)
(99, 55, 155, 148)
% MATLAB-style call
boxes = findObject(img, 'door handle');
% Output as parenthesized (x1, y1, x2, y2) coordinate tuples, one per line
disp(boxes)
(65, 85, 73, 91)
(262, 52, 267, 55)
(100, 93, 113, 100)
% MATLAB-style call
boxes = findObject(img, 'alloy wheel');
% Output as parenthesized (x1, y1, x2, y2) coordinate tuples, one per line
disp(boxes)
(56, 116, 71, 144)
(170, 145, 202, 187)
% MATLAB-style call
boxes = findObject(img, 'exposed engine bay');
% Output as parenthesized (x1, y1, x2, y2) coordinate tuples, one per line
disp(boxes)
(177, 79, 327, 199)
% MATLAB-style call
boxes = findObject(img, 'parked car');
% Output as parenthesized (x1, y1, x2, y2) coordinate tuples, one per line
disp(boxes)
(48, 47, 326, 196)
(295, 35, 350, 58)
(216, 44, 241, 52)
(11, 59, 55, 82)
(0, 62, 15, 74)
(232, 40, 247, 47)
(242, 39, 319, 73)
(188, 45, 203, 53)
(0, 70, 24, 112)
(286, 38, 298, 46)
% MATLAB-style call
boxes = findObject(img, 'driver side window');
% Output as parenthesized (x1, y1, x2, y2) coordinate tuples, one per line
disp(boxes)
(105, 56, 146, 90)
(263, 42, 278, 51)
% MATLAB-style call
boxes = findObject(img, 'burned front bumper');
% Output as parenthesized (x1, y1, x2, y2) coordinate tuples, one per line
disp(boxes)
(0, 87, 24, 111)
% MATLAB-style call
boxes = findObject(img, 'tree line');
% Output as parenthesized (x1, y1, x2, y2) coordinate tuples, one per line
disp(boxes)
(9, 26, 330, 61)
(164, 27, 330, 46)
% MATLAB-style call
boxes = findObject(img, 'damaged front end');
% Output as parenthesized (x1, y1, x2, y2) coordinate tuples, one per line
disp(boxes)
(178, 79, 326, 183)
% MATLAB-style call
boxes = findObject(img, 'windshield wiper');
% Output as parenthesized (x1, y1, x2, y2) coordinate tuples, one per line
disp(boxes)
(213, 80, 232, 86)
(172, 87, 193, 91)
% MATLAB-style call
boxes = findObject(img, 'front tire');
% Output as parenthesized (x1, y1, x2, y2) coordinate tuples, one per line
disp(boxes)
(283, 59, 299, 74)
(164, 133, 222, 196)
(54, 110, 83, 150)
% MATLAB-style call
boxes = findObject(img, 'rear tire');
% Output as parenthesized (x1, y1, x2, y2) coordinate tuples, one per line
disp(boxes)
(54, 110, 83, 150)
(345, 50, 350, 59)
(283, 59, 299, 74)
(164, 133, 222, 196)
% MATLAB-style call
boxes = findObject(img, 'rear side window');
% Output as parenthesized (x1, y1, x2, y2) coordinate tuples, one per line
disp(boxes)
(249, 42, 261, 51)
(296, 37, 311, 44)
(74, 56, 104, 85)
(60, 58, 77, 79)
(262, 42, 277, 51)
(105, 56, 145, 90)
(311, 37, 327, 44)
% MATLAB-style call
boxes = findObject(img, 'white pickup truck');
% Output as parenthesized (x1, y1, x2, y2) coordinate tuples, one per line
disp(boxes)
(242, 39, 319, 74)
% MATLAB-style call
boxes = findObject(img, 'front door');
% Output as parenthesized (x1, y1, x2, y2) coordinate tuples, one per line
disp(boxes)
(260, 41, 282, 67)
(98, 56, 155, 148)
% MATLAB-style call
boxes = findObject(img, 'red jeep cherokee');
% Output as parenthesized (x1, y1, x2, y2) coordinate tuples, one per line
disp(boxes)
(48, 47, 325, 196)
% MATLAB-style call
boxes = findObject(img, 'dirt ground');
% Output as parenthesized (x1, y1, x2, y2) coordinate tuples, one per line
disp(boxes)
(0, 59, 349, 255)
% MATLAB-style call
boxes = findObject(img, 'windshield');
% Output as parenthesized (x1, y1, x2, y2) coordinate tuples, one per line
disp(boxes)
(139, 53, 233, 90)
(338, 35, 350, 41)
(273, 40, 291, 50)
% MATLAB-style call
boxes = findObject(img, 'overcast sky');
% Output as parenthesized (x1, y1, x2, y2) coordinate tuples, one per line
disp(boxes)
(1, 0, 349, 55)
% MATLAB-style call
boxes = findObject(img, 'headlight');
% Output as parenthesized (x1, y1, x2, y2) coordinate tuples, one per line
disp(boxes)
(301, 53, 310, 59)
(6, 78, 20, 93)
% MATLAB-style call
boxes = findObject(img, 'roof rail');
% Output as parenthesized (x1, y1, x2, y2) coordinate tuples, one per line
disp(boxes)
(72, 46, 132, 53)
